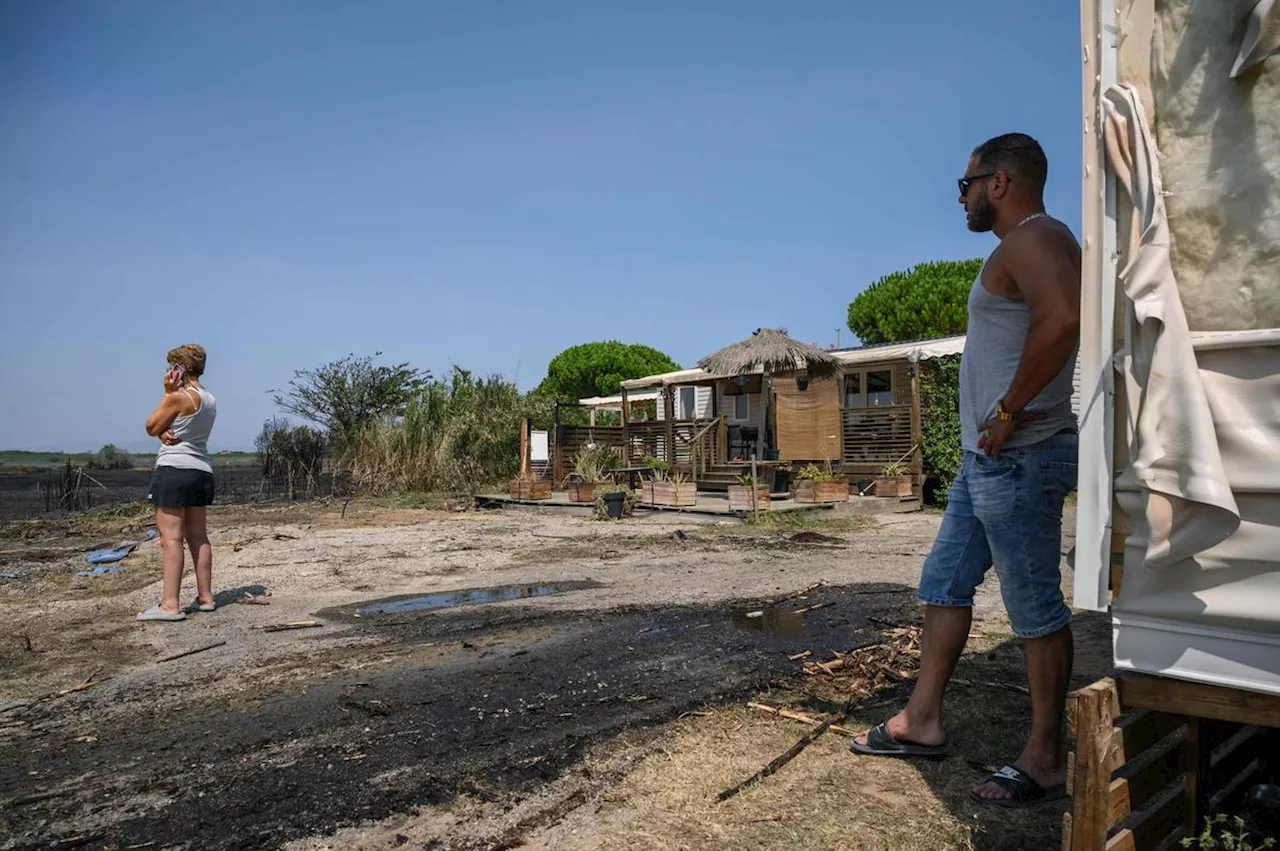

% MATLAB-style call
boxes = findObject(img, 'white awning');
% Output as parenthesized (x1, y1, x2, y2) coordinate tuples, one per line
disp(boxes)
(831, 335, 967, 366)
(577, 390, 660, 409)
(620, 368, 723, 389)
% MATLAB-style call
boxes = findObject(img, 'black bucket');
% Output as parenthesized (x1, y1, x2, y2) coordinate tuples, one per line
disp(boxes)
(603, 491, 626, 519)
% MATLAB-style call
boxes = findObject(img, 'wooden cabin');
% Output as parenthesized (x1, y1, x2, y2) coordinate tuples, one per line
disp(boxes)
(553, 337, 963, 494)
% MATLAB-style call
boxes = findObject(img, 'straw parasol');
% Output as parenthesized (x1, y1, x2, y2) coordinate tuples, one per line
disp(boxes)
(697, 329, 839, 462)
(697, 328, 838, 379)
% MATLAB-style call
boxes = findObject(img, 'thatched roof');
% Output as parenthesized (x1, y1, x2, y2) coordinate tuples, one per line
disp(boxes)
(696, 328, 839, 378)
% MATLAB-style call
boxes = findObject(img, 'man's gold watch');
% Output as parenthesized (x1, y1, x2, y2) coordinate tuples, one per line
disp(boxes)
(995, 399, 1017, 422)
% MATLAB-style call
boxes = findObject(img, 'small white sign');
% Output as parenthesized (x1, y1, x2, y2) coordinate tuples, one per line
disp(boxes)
(530, 430, 549, 463)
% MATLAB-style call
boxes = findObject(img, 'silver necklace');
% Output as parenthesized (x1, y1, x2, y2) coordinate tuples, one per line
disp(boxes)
(1016, 212, 1048, 228)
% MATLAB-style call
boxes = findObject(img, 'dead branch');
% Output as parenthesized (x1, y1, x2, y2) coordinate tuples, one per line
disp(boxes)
(717, 699, 853, 802)
(746, 702, 854, 737)
(787, 650, 812, 661)
(21, 670, 113, 709)
(253, 621, 322, 632)
(49, 832, 104, 849)
(952, 677, 1030, 696)
(764, 581, 826, 605)
(156, 640, 227, 663)
(231, 536, 264, 552)
(10, 789, 66, 806)
(802, 641, 887, 673)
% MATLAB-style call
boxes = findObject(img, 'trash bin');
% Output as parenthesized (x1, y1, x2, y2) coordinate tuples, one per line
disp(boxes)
(772, 468, 790, 494)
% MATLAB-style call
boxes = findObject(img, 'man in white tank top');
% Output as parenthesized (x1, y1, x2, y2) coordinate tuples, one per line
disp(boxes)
(851, 135, 1082, 808)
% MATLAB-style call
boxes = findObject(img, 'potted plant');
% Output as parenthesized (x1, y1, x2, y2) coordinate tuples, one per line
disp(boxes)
(567, 445, 617, 503)
(509, 471, 552, 500)
(640, 455, 668, 503)
(874, 461, 913, 498)
(793, 462, 849, 504)
(648, 467, 697, 507)
(594, 484, 636, 520)
(728, 473, 770, 513)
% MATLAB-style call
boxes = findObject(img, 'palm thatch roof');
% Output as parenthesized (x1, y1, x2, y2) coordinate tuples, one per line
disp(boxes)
(696, 328, 839, 378)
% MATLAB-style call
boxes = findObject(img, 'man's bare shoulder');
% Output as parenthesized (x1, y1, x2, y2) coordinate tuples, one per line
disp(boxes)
(1004, 218, 1081, 262)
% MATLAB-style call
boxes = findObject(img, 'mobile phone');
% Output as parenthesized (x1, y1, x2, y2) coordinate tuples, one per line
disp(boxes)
(170, 364, 185, 387)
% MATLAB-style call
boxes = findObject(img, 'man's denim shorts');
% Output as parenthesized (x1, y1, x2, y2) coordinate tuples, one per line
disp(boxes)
(917, 431, 1078, 639)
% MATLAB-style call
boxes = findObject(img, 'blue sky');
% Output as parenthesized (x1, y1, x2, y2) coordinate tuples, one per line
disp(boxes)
(0, 1, 1083, 451)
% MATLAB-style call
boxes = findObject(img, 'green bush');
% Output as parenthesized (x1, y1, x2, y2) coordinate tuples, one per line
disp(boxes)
(918, 355, 962, 506)
(794, 462, 842, 482)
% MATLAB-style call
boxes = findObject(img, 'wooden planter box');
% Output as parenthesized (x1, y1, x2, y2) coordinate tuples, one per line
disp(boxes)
(568, 482, 602, 503)
(647, 481, 697, 507)
(793, 480, 849, 504)
(727, 485, 771, 513)
(874, 476, 913, 498)
(509, 479, 552, 500)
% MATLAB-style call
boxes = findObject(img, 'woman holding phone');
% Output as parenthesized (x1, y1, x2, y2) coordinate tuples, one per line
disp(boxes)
(139, 344, 218, 621)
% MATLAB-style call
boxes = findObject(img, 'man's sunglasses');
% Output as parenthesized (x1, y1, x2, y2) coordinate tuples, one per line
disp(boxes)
(958, 173, 995, 195)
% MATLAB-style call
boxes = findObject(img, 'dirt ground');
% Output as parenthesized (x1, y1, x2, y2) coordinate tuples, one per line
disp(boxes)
(0, 499, 1111, 851)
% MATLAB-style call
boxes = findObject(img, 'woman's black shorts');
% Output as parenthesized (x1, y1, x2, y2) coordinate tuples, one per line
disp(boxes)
(149, 466, 216, 508)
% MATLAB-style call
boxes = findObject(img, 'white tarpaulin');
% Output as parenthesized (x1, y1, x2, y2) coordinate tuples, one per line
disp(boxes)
(1103, 82, 1280, 694)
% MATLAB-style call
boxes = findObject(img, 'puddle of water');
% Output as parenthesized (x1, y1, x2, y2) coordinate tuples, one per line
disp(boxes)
(730, 607, 807, 638)
(356, 581, 590, 616)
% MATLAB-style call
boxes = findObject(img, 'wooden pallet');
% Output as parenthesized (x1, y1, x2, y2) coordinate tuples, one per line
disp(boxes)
(1063, 674, 1279, 851)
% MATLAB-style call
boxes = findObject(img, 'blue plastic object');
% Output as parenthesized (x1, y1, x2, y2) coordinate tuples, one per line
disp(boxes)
(75, 565, 126, 577)
(85, 542, 137, 564)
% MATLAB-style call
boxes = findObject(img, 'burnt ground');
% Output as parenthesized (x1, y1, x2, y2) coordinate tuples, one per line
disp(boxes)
(1, 581, 915, 851)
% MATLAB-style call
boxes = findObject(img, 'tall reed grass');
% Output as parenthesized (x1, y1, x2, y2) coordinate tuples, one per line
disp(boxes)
(342, 368, 551, 494)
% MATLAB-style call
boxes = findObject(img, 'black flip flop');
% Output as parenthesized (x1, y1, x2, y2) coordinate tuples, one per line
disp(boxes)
(848, 721, 950, 759)
(971, 764, 1067, 808)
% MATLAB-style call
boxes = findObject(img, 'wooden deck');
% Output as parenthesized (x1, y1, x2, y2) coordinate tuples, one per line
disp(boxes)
(475, 491, 915, 518)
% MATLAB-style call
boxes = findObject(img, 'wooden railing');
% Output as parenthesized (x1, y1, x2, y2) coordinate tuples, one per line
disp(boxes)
(622, 419, 718, 470)
(622, 422, 667, 466)
(685, 416, 724, 481)
(841, 404, 915, 467)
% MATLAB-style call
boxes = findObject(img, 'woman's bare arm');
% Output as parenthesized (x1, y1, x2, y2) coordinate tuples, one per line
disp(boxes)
(146, 393, 192, 437)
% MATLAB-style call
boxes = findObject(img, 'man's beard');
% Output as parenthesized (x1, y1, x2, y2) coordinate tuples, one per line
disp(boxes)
(966, 193, 997, 232)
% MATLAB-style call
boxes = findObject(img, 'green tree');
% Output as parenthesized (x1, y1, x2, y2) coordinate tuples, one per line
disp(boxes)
(537, 341, 680, 402)
(272, 353, 429, 448)
(90, 444, 134, 470)
(846, 259, 982, 345)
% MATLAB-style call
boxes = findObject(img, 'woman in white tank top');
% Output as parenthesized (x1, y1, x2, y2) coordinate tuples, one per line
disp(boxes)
(139, 344, 218, 622)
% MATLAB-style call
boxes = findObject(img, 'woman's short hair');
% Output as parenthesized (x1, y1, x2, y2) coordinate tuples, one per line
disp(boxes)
(167, 344, 207, 377)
